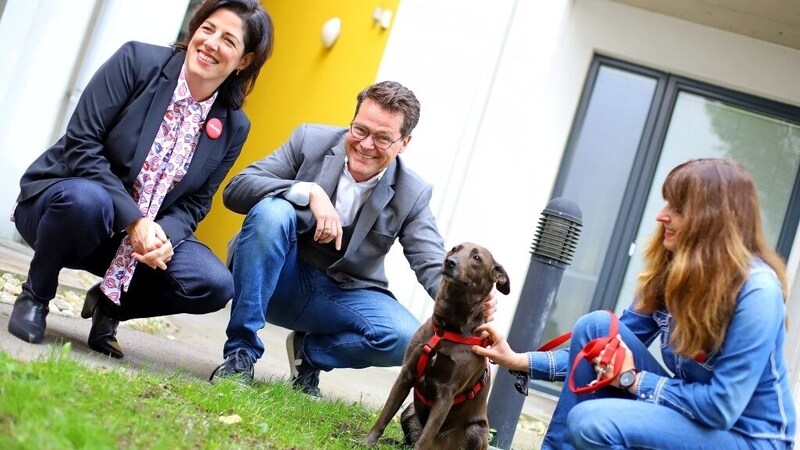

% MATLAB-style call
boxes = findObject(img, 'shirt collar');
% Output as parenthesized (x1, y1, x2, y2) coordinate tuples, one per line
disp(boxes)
(175, 66, 218, 117)
(343, 156, 386, 185)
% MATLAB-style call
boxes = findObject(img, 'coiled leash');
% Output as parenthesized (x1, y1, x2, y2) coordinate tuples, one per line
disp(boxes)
(414, 324, 491, 407)
(511, 311, 624, 395)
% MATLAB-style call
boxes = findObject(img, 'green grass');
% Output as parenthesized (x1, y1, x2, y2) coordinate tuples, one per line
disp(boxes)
(0, 344, 408, 449)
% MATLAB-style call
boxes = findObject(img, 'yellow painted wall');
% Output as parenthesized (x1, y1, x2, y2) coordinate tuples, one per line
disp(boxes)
(196, 0, 401, 259)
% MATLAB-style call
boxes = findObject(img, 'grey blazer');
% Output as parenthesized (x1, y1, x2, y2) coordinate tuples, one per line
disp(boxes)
(223, 123, 445, 299)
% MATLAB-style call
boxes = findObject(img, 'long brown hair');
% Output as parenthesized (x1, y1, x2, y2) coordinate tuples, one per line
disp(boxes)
(635, 158, 787, 357)
(175, 0, 274, 109)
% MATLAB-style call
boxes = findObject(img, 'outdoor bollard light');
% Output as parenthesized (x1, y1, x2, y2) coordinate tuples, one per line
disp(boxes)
(487, 197, 582, 449)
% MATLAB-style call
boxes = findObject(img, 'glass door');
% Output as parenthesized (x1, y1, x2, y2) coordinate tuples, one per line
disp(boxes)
(534, 55, 800, 394)
(614, 89, 800, 314)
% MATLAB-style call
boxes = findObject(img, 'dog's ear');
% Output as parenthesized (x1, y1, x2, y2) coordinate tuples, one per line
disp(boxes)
(493, 264, 510, 295)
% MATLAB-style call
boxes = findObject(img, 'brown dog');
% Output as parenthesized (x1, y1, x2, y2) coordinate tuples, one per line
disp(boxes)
(365, 242, 510, 450)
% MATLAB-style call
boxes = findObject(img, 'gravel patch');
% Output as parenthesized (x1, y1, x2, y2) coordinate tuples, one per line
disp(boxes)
(1, 270, 175, 337)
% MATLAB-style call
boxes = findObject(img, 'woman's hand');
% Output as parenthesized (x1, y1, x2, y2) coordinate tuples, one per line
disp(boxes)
(482, 291, 498, 323)
(309, 184, 343, 250)
(131, 222, 173, 270)
(472, 323, 529, 371)
(593, 334, 635, 387)
(126, 218, 168, 254)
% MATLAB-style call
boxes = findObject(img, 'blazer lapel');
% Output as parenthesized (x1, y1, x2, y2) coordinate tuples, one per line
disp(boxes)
(126, 51, 185, 184)
(344, 163, 397, 258)
(162, 102, 229, 206)
(317, 142, 346, 196)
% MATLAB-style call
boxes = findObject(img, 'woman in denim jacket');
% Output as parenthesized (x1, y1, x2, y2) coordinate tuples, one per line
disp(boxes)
(475, 158, 796, 449)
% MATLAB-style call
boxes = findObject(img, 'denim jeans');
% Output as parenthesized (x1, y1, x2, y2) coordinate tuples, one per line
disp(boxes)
(223, 197, 420, 371)
(14, 178, 233, 320)
(542, 311, 786, 450)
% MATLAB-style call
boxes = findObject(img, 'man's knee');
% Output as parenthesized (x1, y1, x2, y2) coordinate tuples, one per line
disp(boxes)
(238, 197, 296, 246)
(367, 320, 418, 365)
(247, 197, 295, 227)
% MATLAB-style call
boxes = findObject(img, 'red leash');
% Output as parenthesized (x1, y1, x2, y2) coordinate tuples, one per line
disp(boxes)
(537, 311, 625, 394)
(414, 324, 490, 407)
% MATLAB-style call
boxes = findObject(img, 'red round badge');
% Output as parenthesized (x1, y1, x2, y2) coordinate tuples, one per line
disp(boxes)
(206, 118, 222, 139)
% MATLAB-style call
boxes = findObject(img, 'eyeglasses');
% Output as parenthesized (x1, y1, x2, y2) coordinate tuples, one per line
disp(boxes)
(349, 123, 403, 151)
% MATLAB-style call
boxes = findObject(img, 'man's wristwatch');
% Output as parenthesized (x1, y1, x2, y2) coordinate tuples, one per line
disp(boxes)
(618, 369, 637, 392)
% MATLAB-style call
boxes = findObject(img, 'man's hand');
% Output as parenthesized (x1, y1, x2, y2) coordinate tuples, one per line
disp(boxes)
(309, 184, 343, 250)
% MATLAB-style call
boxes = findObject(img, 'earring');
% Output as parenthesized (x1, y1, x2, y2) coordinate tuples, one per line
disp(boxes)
(236, 69, 241, 76)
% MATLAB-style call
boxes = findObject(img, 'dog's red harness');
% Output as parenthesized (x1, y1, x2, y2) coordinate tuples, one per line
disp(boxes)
(414, 324, 490, 407)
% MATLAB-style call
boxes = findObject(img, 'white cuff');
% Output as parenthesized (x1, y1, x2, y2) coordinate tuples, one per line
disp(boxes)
(284, 182, 315, 206)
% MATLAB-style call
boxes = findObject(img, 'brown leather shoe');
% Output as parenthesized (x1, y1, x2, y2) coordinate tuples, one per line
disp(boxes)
(83, 284, 124, 359)
(8, 286, 49, 344)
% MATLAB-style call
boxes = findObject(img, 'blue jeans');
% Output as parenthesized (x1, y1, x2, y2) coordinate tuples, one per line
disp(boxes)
(223, 197, 420, 371)
(543, 311, 778, 450)
(14, 178, 232, 320)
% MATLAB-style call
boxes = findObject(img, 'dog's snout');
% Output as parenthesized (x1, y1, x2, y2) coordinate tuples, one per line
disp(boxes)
(445, 258, 457, 270)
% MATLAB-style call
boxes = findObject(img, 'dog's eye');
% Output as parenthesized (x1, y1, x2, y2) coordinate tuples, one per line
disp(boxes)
(472, 254, 483, 262)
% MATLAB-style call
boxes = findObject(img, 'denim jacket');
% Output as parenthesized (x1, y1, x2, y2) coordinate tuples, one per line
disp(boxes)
(530, 260, 796, 446)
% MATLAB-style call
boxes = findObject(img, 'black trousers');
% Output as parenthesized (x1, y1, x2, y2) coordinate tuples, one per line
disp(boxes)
(13, 178, 232, 321)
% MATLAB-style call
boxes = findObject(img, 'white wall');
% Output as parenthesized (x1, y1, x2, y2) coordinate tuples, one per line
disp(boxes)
(0, 0, 189, 242)
(0, 0, 97, 241)
(378, 0, 800, 383)
(377, 0, 574, 328)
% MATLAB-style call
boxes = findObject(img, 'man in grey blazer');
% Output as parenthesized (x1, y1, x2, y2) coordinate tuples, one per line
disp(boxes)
(209, 81, 446, 395)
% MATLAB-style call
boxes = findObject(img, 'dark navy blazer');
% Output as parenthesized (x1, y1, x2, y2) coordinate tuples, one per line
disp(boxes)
(18, 41, 250, 243)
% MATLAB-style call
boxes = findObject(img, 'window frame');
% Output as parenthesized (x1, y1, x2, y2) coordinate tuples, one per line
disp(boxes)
(531, 54, 800, 395)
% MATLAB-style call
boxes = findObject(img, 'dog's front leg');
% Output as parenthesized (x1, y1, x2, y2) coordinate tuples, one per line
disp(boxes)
(414, 391, 455, 450)
(364, 367, 416, 445)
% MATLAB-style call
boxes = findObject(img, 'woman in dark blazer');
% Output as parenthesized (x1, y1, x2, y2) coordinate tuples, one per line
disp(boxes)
(7, 0, 273, 359)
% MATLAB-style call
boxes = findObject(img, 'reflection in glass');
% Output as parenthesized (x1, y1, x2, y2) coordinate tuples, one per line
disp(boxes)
(615, 92, 800, 316)
(544, 66, 657, 343)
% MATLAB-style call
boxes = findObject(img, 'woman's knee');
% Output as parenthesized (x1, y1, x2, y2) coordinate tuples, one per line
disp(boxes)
(57, 179, 113, 224)
(175, 244, 234, 311)
(208, 274, 234, 310)
(17, 179, 114, 249)
(573, 309, 614, 341)
(567, 401, 619, 449)
(200, 261, 234, 310)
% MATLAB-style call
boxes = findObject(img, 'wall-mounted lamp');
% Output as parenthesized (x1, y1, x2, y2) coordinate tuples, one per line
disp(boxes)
(372, 7, 393, 29)
(321, 17, 341, 49)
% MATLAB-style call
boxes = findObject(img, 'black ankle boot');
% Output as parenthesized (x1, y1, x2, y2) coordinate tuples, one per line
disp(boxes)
(8, 284, 49, 344)
(83, 284, 124, 359)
